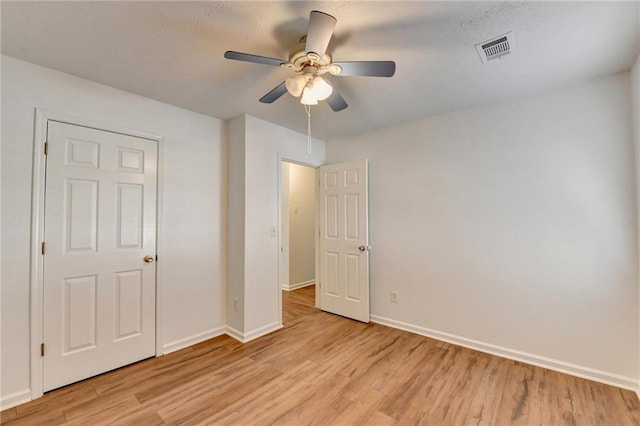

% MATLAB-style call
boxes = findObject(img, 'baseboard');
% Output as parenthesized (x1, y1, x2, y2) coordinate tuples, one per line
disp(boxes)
(370, 315, 638, 392)
(225, 322, 282, 343)
(0, 388, 31, 411)
(225, 325, 244, 343)
(244, 321, 282, 342)
(162, 326, 226, 354)
(282, 280, 314, 291)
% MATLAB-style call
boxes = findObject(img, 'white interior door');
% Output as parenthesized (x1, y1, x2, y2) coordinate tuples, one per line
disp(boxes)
(319, 159, 369, 322)
(43, 121, 157, 391)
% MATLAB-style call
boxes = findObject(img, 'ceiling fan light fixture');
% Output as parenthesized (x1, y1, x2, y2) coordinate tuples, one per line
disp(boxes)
(300, 86, 319, 105)
(285, 75, 306, 97)
(300, 86, 318, 105)
(311, 76, 333, 101)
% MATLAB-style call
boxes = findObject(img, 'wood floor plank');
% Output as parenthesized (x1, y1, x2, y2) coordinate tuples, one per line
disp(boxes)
(337, 388, 387, 425)
(134, 353, 256, 404)
(0, 409, 17, 423)
(459, 354, 509, 425)
(2, 286, 640, 425)
(157, 363, 283, 424)
(6, 383, 98, 425)
(422, 349, 491, 424)
(63, 395, 141, 425)
(494, 362, 535, 425)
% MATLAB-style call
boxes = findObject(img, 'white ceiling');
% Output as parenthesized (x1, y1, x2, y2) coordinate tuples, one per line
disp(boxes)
(2, 1, 639, 140)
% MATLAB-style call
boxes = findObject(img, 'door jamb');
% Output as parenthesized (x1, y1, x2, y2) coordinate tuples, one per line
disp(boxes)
(30, 109, 164, 399)
(277, 155, 321, 327)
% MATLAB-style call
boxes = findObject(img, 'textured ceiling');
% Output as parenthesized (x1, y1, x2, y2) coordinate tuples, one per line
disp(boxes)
(2, 1, 639, 140)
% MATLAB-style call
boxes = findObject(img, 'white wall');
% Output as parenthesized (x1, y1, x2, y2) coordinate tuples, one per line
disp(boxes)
(632, 52, 640, 388)
(227, 115, 324, 340)
(326, 72, 638, 388)
(1, 56, 226, 407)
(288, 163, 316, 287)
(226, 116, 246, 334)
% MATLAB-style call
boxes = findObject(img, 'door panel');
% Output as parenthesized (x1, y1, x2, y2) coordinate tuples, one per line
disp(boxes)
(117, 183, 144, 248)
(319, 159, 369, 322)
(114, 269, 144, 340)
(63, 275, 98, 353)
(65, 179, 99, 251)
(43, 121, 157, 391)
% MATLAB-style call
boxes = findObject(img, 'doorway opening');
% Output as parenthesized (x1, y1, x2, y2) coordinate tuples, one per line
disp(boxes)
(279, 161, 318, 324)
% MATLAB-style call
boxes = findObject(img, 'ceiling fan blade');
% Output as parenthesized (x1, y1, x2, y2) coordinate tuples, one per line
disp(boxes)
(305, 11, 337, 59)
(259, 82, 288, 104)
(326, 90, 348, 112)
(224, 51, 289, 67)
(332, 61, 396, 77)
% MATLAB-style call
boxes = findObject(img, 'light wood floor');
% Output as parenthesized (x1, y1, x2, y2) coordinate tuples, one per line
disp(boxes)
(3, 285, 640, 425)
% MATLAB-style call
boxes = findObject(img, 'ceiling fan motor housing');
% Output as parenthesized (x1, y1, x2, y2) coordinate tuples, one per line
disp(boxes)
(284, 45, 332, 77)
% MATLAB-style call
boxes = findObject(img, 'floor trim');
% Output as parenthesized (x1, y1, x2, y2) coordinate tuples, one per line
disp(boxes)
(0, 388, 31, 411)
(244, 322, 282, 342)
(225, 326, 244, 343)
(370, 314, 638, 391)
(162, 326, 226, 354)
(225, 322, 283, 343)
(282, 280, 315, 292)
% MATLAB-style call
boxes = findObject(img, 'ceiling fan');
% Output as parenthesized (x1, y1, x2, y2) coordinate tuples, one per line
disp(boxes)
(224, 10, 396, 112)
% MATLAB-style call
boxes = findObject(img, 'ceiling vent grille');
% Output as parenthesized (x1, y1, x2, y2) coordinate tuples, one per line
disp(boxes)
(475, 32, 514, 63)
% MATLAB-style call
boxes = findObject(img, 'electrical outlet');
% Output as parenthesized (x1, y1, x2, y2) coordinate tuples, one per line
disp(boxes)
(390, 291, 398, 303)
(233, 297, 239, 311)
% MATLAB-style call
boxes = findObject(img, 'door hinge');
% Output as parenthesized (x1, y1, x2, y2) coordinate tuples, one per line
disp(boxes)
(41, 242, 46, 255)
(41, 343, 45, 357)
(44, 142, 48, 155)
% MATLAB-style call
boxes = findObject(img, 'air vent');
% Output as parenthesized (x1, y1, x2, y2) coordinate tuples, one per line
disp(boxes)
(475, 32, 515, 63)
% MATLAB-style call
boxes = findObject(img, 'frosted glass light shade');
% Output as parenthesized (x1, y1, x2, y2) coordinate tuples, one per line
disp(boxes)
(285, 75, 306, 97)
(300, 86, 318, 105)
(311, 77, 333, 101)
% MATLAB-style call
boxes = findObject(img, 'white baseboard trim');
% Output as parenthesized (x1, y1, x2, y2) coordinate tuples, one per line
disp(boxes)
(370, 315, 639, 392)
(244, 321, 282, 342)
(225, 325, 244, 343)
(225, 322, 283, 343)
(282, 280, 315, 292)
(162, 326, 226, 355)
(0, 388, 31, 410)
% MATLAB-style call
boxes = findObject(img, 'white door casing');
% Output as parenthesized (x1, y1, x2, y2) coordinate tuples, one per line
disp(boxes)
(319, 159, 370, 322)
(280, 162, 290, 289)
(43, 121, 157, 391)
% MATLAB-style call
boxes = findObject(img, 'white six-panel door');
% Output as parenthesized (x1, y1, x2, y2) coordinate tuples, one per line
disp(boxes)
(319, 160, 370, 322)
(43, 121, 157, 391)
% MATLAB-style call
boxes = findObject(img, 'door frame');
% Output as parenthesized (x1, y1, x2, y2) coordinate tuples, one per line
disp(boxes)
(29, 109, 164, 399)
(277, 155, 321, 325)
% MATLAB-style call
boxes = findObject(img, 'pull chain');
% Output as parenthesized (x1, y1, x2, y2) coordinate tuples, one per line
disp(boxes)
(305, 104, 312, 154)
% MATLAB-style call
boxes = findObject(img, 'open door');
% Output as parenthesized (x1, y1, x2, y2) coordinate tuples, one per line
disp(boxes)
(318, 159, 369, 322)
